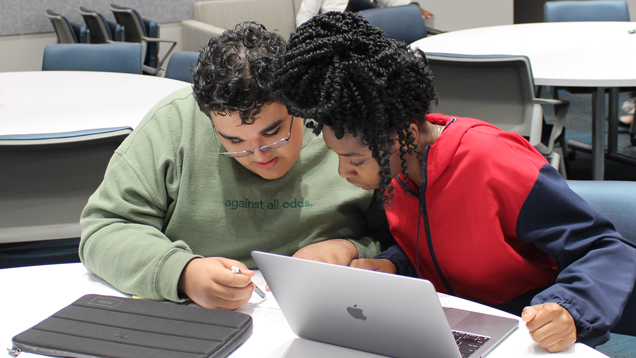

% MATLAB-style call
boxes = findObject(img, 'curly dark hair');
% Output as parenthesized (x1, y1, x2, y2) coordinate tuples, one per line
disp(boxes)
(192, 22, 286, 124)
(272, 11, 438, 199)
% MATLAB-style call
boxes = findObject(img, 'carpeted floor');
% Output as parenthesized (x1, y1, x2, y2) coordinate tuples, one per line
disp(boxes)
(546, 89, 636, 181)
(597, 333, 636, 357)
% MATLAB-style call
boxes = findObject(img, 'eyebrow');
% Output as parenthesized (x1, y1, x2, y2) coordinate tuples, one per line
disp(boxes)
(217, 119, 285, 140)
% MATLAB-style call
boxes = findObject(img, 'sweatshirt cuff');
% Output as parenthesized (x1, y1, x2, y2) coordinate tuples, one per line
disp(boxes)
(155, 249, 202, 302)
(348, 237, 382, 259)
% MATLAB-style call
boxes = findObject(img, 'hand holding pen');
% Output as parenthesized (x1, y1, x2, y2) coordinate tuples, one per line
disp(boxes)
(231, 266, 266, 299)
(177, 257, 261, 310)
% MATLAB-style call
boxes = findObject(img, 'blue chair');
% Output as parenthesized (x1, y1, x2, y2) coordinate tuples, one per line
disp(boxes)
(0, 127, 132, 268)
(42, 43, 142, 74)
(110, 4, 177, 76)
(78, 6, 123, 44)
(165, 51, 200, 83)
(567, 180, 636, 336)
(359, 4, 428, 44)
(45, 9, 88, 44)
(545, 1, 630, 22)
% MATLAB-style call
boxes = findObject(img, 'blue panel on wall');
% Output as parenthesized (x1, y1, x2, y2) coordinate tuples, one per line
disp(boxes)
(1, 0, 196, 36)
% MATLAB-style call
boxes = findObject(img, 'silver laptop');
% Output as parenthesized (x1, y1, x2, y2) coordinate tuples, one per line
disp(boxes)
(252, 251, 518, 358)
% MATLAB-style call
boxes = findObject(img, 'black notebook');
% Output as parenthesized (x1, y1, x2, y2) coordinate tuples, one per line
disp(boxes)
(11, 294, 253, 358)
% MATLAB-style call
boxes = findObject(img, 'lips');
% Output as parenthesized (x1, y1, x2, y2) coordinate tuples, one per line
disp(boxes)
(346, 178, 366, 188)
(255, 157, 279, 168)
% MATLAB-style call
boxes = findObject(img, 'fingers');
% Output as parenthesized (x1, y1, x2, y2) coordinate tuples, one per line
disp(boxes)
(215, 257, 255, 278)
(292, 239, 358, 265)
(521, 306, 537, 322)
(350, 259, 397, 273)
(523, 303, 577, 353)
(178, 257, 256, 310)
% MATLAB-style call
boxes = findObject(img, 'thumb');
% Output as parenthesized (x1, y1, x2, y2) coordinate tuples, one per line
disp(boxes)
(522, 305, 538, 322)
(216, 257, 254, 277)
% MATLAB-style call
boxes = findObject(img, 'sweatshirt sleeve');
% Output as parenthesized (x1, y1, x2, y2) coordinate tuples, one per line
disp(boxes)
(517, 164, 636, 347)
(296, 0, 322, 27)
(79, 151, 198, 303)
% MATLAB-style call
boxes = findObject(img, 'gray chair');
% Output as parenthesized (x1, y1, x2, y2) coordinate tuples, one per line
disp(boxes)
(42, 43, 142, 74)
(165, 51, 200, 83)
(567, 180, 636, 336)
(109, 4, 177, 76)
(426, 53, 569, 176)
(359, 4, 429, 44)
(545, 1, 630, 22)
(78, 6, 123, 44)
(0, 127, 132, 245)
(45, 9, 89, 44)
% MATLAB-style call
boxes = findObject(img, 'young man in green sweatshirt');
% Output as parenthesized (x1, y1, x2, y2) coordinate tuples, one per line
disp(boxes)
(79, 22, 390, 310)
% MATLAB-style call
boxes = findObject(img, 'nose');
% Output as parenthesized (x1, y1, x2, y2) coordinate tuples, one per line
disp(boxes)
(338, 158, 356, 178)
(252, 149, 273, 162)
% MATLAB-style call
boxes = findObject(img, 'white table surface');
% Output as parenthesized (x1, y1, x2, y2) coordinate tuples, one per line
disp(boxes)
(411, 21, 636, 180)
(0, 263, 608, 358)
(411, 22, 636, 88)
(0, 71, 190, 136)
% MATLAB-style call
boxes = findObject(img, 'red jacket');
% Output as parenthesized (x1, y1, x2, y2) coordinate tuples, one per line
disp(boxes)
(386, 114, 557, 305)
(380, 114, 636, 346)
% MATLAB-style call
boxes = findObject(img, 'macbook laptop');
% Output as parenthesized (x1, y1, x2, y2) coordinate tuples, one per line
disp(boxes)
(252, 251, 518, 358)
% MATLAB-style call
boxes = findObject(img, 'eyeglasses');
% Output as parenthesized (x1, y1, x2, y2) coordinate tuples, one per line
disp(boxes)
(212, 116, 294, 158)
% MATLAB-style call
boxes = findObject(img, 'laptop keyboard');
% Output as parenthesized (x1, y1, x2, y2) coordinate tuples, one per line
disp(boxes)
(453, 330, 490, 358)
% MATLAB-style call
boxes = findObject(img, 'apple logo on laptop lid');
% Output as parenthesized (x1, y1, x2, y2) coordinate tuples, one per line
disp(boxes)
(347, 304, 367, 321)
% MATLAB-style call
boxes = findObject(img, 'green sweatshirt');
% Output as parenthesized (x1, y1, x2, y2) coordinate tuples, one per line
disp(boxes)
(79, 87, 389, 302)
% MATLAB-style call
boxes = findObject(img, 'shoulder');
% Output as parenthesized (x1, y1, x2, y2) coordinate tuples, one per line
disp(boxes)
(117, 87, 210, 158)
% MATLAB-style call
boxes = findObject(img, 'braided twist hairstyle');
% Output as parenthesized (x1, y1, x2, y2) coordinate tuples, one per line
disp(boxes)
(273, 11, 438, 199)
(193, 22, 286, 124)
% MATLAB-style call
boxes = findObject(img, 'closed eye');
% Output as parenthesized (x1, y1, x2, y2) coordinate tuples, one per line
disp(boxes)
(350, 160, 365, 167)
(263, 126, 282, 137)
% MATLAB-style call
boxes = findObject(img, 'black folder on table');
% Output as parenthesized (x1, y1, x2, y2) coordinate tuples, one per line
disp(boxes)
(11, 294, 252, 358)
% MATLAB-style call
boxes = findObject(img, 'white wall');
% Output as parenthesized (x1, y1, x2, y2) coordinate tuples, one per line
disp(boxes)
(415, 0, 513, 31)
(7, 0, 636, 72)
(0, 23, 182, 73)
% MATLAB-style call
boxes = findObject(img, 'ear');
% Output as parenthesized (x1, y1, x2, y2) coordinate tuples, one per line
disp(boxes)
(408, 122, 420, 143)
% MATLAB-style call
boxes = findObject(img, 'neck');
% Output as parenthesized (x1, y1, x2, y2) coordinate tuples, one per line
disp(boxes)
(405, 121, 440, 187)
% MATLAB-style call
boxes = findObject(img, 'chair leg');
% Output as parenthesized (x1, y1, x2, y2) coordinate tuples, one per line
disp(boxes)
(630, 116, 636, 146)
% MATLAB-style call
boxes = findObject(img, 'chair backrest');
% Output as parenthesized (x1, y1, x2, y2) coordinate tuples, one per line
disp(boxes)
(45, 10, 85, 44)
(109, 4, 159, 69)
(0, 127, 132, 243)
(78, 6, 122, 43)
(42, 43, 142, 74)
(359, 4, 428, 45)
(566, 179, 636, 337)
(426, 53, 540, 139)
(545, 0, 630, 22)
(165, 51, 200, 83)
(566, 180, 636, 245)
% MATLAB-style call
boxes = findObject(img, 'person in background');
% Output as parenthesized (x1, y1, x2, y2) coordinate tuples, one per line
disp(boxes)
(274, 11, 636, 352)
(296, 0, 434, 27)
(79, 21, 390, 311)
